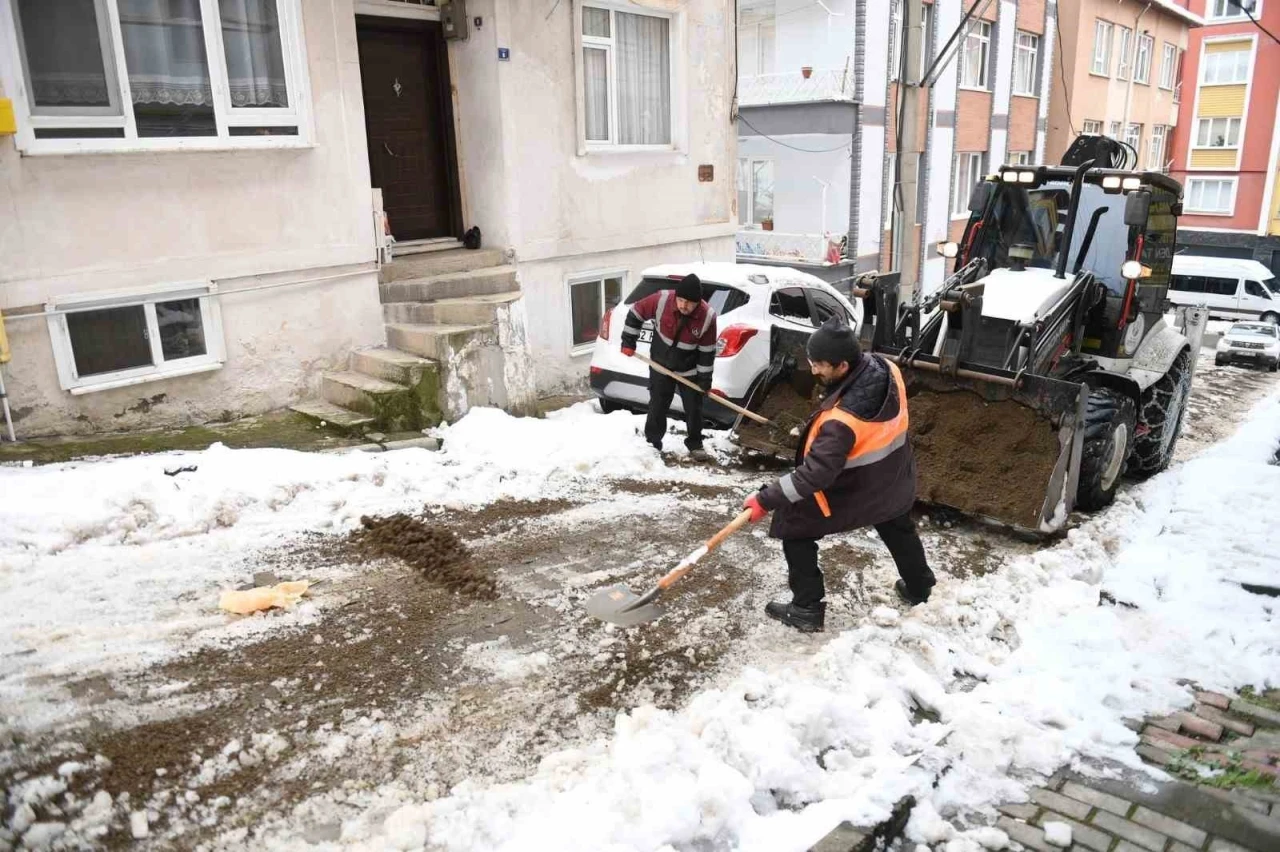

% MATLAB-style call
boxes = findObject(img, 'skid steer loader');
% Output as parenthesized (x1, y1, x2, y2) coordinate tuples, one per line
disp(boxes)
(737, 137, 1204, 535)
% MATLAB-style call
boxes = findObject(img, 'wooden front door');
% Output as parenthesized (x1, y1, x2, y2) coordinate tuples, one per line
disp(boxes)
(356, 18, 460, 242)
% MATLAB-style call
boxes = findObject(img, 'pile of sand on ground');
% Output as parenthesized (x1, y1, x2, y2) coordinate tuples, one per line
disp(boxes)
(349, 514, 498, 599)
(909, 388, 1060, 530)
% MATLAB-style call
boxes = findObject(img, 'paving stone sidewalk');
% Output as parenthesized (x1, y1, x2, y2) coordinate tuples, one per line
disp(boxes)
(997, 690, 1280, 852)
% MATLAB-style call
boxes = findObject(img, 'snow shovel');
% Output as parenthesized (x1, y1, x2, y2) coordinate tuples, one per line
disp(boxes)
(585, 508, 756, 627)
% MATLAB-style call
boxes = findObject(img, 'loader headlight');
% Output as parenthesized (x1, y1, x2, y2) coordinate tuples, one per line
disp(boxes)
(1121, 260, 1144, 280)
(938, 241, 959, 258)
(1102, 176, 1123, 191)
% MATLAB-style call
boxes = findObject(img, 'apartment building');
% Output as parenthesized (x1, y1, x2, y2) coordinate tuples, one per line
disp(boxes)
(1046, 0, 1200, 173)
(736, 0, 1056, 299)
(1169, 0, 1280, 275)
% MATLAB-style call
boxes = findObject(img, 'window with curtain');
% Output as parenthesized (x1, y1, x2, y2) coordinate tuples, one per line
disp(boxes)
(1148, 125, 1168, 172)
(1092, 20, 1113, 76)
(1124, 123, 1142, 154)
(1201, 49, 1251, 85)
(7, 0, 303, 150)
(1116, 27, 1133, 80)
(1186, 179, 1235, 214)
(1196, 117, 1242, 148)
(736, 158, 773, 227)
(953, 152, 985, 218)
(1134, 35, 1152, 84)
(581, 5, 671, 147)
(1013, 32, 1039, 96)
(960, 20, 991, 89)
(1160, 43, 1177, 89)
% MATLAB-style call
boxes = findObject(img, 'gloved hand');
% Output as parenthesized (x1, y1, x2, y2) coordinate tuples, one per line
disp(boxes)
(743, 493, 769, 523)
(621, 347, 636, 357)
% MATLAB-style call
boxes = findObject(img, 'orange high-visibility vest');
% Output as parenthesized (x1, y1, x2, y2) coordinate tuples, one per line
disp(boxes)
(803, 360, 910, 518)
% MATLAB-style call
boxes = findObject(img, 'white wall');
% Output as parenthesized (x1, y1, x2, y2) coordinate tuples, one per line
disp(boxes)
(0, 0, 386, 436)
(739, 135, 851, 236)
(924, 0, 963, 295)
(772, 0, 857, 74)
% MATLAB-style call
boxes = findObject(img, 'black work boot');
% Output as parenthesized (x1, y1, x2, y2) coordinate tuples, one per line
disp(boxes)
(894, 579, 931, 606)
(764, 601, 826, 633)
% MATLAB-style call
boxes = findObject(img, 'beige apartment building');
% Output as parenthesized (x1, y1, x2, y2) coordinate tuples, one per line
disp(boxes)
(1046, 0, 1201, 170)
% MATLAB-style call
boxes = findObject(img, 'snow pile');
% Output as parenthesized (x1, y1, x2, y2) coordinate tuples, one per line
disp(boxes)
(236, 392, 1279, 851)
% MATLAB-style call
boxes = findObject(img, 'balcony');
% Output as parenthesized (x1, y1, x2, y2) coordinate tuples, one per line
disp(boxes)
(735, 230, 845, 267)
(738, 65, 856, 107)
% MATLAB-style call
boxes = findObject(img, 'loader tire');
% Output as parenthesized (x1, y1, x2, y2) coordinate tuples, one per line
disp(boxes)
(1075, 388, 1138, 511)
(1127, 348, 1192, 480)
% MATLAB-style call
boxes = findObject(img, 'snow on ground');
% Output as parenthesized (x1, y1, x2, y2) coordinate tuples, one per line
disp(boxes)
(0, 404, 723, 728)
(208, 388, 1278, 851)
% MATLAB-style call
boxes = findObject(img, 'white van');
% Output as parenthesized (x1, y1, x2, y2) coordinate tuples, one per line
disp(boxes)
(1168, 256, 1280, 324)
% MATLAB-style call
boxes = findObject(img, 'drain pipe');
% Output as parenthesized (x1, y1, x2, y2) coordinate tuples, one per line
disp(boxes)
(847, 0, 867, 296)
(0, 314, 12, 442)
(1120, 2, 1152, 166)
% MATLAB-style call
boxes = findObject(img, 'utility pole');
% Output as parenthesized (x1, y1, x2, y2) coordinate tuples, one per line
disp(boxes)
(893, 0, 925, 303)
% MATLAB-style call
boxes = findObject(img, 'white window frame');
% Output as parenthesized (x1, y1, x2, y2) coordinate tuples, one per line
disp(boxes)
(1134, 34, 1153, 85)
(891, 1, 933, 83)
(884, 155, 897, 231)
(1116, 26, 1133, 80)
(0, 0, 313, 156)
(959, 20, 991, 90)
(1013, 31, 1040, 96)
(738, 156, 774, 228)
(1109, 120, 1123, 138)
(1200, 47, 1252, 85)
(1148, 125, 1168, 172)
(1092, 20, 1114, 76)
(1124, 123, 1142, 154)
(46, 281, 226, 394)
(952, 152, 986, 219)
(575, 2, 680, 155)
(1159, 42, 1178, 89)
(1082, 119, 1104, 135)
(1207, 0, 1263, 22)
(1007, 151, 1032, 165)
(1185, 177, 1238, 215)
(1195, 117, 1243, 149)
(568, 270, 627, 353)
(737, 17, 775, 78)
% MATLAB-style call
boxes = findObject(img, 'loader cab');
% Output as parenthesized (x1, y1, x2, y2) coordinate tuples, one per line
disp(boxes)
(957, 167, 1181, 360)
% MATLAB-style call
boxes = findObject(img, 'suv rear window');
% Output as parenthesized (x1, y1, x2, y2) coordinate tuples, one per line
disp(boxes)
(625, 277, 749, 315)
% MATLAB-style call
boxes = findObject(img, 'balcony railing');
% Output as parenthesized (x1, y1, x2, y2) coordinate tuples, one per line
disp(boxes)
(738, 65, 856, 107)
(736, 230, 845, 266)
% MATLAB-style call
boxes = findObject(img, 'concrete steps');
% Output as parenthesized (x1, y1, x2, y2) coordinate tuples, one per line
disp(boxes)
(382, 291, 523, 326)
(289, 400, 374, 431)
(349, 347, 437, 385)
(379, 248, 506, 284)
(386, 323, 495, 362)
(379, 264, 518, 304)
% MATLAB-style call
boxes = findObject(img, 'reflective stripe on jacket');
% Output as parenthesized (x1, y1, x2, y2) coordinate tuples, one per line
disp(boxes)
(758, 354, 917, 539)
(619, 290, 718, 382)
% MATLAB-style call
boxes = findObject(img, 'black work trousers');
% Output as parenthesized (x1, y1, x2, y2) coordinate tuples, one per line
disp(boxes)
(645, 369, 705, 451)
(782, 511, 935, 606)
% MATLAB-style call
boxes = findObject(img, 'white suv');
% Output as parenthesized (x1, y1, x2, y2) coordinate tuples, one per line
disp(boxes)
(1215, 321, 1280, 372)
(588, 262, 861, 428)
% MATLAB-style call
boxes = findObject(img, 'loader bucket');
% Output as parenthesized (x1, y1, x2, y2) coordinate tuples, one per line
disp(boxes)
(901, 362, 1087, 536)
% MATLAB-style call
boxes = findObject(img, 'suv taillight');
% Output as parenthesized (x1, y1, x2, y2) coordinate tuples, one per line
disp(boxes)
(599, 310, 612, 340)
(717, 325, 758, 358)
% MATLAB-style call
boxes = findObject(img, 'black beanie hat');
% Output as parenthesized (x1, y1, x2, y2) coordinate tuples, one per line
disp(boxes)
(806, 316, 862, 367)
(675, 274, 702, 302)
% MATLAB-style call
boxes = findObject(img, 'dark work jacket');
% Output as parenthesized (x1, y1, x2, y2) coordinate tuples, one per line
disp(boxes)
(758, 354, 917, 539)
(620, 290, 718, 387)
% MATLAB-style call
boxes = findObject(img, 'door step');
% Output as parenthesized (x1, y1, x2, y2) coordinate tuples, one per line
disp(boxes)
(382, 291, 524, 325)
(290, 400, 375, 431)
(393, 238, 463, 257)
(386, 323, 495, 361)
(379, 264, 519, 304)
(379, 249, 507, 284)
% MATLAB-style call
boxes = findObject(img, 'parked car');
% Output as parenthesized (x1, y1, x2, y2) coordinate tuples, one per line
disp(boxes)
(1168, 256, 1280, 324)
(589, 263, 861, 428)
(1214, 322, 1280, 371)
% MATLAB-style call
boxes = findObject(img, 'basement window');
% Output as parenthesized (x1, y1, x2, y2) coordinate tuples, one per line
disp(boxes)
(1, 0, 310, 154)
(570, 272, 625, 351)
(47, 283, 226, 394)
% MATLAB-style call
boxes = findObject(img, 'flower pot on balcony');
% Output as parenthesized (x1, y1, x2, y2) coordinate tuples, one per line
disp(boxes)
(761, 219, 774, 231)
(801, 66, 813, 79)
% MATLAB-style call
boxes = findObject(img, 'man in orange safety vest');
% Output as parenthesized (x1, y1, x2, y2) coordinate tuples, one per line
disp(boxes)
(742, 317, 935, 632)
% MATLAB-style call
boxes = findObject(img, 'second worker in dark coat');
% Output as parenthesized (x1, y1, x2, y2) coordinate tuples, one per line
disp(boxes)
(742, 317, 936, 632)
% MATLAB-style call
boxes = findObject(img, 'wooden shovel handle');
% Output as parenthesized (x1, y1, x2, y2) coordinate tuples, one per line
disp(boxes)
(634, 352, 773, 427)
(656, 509, 755, 590)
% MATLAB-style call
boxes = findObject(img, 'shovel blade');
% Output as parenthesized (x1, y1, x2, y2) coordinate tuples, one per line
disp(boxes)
(584, 584, 666, 628)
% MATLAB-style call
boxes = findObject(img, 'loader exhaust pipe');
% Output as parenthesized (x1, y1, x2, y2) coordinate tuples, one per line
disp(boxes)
(1055, 160, 1095, 280)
